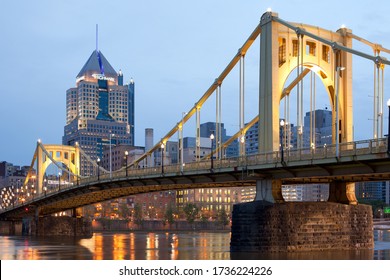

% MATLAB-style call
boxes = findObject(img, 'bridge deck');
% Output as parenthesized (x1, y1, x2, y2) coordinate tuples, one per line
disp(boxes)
(1, 138, 389, 218)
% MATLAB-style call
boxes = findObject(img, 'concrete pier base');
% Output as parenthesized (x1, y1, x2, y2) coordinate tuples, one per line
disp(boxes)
(0, 220, 23, 235)
(230, 201, 373, 252)
(1, 216, 92, 237)
(35, 216, 92, 237)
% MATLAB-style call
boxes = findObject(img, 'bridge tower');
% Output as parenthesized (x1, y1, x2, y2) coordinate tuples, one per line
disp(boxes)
(259, 11, 353, 153)
(257, 11, 356, 205)
(27, 141, 80, 195)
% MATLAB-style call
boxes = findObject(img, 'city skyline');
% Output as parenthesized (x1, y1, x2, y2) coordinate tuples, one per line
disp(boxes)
(2, 0, 390, 166)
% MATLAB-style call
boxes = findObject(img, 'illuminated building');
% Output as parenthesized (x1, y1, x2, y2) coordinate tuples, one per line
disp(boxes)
(355, 181, 390, 204)
(240, 186, 256, 202)
(0, 162, 30, 188)
(176, 187, 242, 218)
(63, 49, 135, 175)
(101, 145, 144, 171)
(282, 184, 329, 201)
(135, 191, 176, 220)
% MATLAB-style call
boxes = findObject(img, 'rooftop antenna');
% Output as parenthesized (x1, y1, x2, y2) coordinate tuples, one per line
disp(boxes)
(96, 24, 99, 52)
(95, 24, 104, 75)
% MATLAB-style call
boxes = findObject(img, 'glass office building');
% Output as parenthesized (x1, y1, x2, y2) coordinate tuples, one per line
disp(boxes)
(63, 50, 135, 175)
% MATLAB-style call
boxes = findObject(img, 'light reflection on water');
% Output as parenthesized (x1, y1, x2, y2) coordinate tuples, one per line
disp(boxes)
(0, 230, 389, 260)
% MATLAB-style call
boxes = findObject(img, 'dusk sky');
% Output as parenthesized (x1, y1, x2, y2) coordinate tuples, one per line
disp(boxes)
(1, 0, 390, 166)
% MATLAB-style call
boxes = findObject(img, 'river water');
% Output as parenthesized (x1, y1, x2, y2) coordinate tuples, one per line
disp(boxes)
(0, 230, 389, 260)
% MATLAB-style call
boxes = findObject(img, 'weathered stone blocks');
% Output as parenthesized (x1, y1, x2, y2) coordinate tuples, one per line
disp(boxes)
(230, 201, 373, 252)
(35, 216, 92, 237)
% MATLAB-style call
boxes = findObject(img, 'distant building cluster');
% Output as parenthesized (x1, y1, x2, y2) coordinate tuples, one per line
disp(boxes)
(0, 161, 30, 189)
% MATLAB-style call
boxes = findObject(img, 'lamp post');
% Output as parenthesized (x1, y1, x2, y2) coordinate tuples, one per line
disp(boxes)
(161, 143, 165, 174)
(31, 175, 35, 198)
(335, 66, 345, 158)
(97, 157, 101, 181)
(16, 188, 19, 205)
(280, 120, 285, 164)
(125, 151, 129, 177)
(58, 172, 61, 191)
(387, 99, 390, 153)
(210, 133, 215, 170)
(43, 178, 47, 193)
(240, 135, 245, 157)
(109, 133, 115, 179)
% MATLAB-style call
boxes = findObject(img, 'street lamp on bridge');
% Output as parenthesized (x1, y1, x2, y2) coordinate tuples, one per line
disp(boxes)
(97, 157, 101, 181)
(210, 133, 215, 171)
(161, 143, 165, 174)
(124, 151, 129, 177)
(58, 172, 61, 191)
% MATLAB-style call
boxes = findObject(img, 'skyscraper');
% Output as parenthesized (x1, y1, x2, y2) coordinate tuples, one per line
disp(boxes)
(63, 49, 135, 175)
(303, 109, 332, 147)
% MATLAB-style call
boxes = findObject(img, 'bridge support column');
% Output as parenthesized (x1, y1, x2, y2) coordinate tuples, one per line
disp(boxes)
(0, 220, 23, 235)
(72, 208, 82, 218)
(34, 216, 92, 237)
(258, 11, 281, 153)
(231, 201, 373, 253)
(35, 207, 41, 236)
(254, 179, 284, 203)
(328, 181, 357, 205)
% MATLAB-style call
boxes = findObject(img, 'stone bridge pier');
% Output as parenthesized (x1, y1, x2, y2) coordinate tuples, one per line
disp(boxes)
(0, 208, 92, 238)
(230, 179, 374, 252)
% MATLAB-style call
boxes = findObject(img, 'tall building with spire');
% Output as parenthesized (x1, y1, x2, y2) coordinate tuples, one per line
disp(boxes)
(63, 49, 135, 175)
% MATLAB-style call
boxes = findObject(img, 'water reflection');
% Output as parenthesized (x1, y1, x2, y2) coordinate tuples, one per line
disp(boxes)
(231, 249, 374, 260)
(0, 235, 93, 260)
(78, 231, 231, 260)
(0, 230, 389, 260)
(374, 229, 390, 260)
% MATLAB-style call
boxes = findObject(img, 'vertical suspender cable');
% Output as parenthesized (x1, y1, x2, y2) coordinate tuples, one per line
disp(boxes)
(196, 106, 201, 162)
(287, 91, 290, 152)
(300, 35, 304, 148)
(215, 85, 219, 160)
(284, 94, 287, 150)
(373, 53, 378, 139)
(310, 71, 313, 147)
(218, 84, 222, 159)
(377, 64, 380, 138)
(313, 73, 316, 145)
(296, 35, 301, 149)
(380, 64, 385, 138)
(239, 55, 245, 156)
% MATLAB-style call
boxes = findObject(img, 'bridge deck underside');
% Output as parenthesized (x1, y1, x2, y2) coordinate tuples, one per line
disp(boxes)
(4, 172, 255, 218)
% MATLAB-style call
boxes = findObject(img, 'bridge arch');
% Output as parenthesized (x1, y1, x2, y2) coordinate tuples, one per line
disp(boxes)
(33, 142, 80, 195)
(280, 63, 332, 102)
(259, 11, 352, 153)
(279, 63, 339, 147)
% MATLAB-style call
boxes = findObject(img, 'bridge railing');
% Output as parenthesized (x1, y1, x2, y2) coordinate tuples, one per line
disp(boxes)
(1, 138, 389, 215)
(47, 138, 390, 185)
(279, 138, 387, 162)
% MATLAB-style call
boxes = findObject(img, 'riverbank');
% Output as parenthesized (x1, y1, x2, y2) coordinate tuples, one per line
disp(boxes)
(92, 219, 230, 232)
